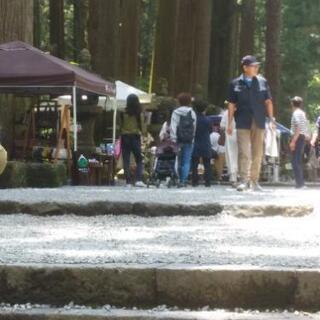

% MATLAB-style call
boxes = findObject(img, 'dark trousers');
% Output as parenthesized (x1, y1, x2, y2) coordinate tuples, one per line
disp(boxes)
(191, 156, 212, 186)
(291, 135, 305, 188)
(121, 134, 143, 183)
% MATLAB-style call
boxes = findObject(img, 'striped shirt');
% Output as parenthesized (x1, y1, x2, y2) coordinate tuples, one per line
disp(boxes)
(291, 109, 309, 136)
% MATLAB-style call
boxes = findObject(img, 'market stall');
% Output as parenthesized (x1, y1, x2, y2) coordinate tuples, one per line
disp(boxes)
(0, 41, 116, 152)
(0, 41, 116, 186)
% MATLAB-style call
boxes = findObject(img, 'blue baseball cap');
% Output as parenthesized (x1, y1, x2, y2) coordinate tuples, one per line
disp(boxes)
(241, 55, 260, 66)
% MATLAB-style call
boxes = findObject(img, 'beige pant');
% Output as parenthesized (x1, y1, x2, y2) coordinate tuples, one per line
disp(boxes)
(237, 121, 264, 183)
(214, 153, 225, 180)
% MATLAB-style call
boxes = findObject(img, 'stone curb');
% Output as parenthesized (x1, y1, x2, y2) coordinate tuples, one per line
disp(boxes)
(0, 308, 318, 320)
(0, 265, 320, 311)
(0, 200, 313, 217)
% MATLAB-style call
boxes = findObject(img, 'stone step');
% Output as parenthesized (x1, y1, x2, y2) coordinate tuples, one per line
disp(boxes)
(0, 200, 312, 217)
(0, 306, 318, 320)
(0, 264, 320, 311)
(0, 186, 315, 217)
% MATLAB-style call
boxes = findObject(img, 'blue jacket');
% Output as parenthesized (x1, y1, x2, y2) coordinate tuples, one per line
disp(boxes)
(192, 113, 212, 158)
(228, 74, 272, 129)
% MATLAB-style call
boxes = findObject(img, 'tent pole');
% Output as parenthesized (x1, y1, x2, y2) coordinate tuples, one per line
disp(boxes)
(112, 98, 117, 145)
(72, 86, 77, 152)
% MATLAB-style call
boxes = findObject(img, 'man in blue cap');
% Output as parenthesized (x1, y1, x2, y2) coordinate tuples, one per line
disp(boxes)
(227, 55, 275, 191)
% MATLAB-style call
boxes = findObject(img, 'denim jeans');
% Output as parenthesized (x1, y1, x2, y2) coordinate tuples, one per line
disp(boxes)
(291, 135, 305, 188)
(178, 143, 193, 183)
(121, 134, 143, 183)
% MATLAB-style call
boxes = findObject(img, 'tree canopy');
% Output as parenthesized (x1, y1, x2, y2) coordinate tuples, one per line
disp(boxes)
(1, 0, 320, 125)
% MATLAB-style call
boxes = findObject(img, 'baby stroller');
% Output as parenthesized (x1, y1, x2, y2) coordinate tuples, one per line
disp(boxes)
(148, 140, 179, 188)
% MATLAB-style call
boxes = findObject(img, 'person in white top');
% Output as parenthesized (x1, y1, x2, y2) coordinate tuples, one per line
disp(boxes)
(290, 96, 309, 188)
(220, 107, 238, 186)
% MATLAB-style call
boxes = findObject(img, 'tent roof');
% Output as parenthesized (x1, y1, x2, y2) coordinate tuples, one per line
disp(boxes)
(0, 41, 115, 96)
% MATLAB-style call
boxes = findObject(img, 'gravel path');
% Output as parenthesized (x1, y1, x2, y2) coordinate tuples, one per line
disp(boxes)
(0, 212, 319, 268)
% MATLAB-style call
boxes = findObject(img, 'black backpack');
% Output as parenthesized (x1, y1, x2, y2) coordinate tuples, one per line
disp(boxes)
(177, 111, 195, 143)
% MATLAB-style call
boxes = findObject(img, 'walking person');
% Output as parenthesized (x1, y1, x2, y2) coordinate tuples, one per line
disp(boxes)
(191, 100, 212, 187)
(120, 94, 147, 187)
(227, 55, 275, 191)
(289, 96, 309, 189)
(170, 93, 196, 187)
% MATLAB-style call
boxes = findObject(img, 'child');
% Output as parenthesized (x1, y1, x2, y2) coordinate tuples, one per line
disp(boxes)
(191, 100, 212, 187)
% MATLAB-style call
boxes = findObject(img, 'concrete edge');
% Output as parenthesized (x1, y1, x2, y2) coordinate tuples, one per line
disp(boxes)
(0, 200, 313, 217)
(0, 265, 320, 311)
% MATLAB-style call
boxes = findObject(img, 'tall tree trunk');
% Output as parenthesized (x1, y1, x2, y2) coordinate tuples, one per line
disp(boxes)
(33, 0, 40, 47)
(118, 0, 140, 85)
(173, 0, 212, 97)
(49, 0, 65, 58)
(232, 5, 241, 76)
(152, 0, 180, 95)
(209, 0, 238, 107)
(172, 0, 196, 95)
(265, 0, 282, 116)
(189, 0, 212, 99)
(73, 0, 88, 62)
(0, 0, 33, 44)
(88, 0, 120, 80)
(0, 0, 34, 157)
(239, 0, 255, 59)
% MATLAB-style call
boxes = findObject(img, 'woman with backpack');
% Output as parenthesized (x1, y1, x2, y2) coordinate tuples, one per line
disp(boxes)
(120, 94, 147, 187)
(170, 93, 196, 187)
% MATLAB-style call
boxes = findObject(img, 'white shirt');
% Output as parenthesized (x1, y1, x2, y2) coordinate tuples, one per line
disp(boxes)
(291, 109, 309, 137)
(159, 121, 170, 141)
(210, 132, 225, 154)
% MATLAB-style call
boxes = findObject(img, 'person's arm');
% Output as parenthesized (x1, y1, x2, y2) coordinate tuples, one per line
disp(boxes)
(289, 113, 300, 151)
(227, 103, 236, 135)
(159, 122, 167, 141)
(290, 126, 300, 151)
(226, 81, 237, 135)
(192, 110, 197, 137)
(170, 111, 178, 143)
(311, 131, 318, 147)
(264, 81, 276, 128)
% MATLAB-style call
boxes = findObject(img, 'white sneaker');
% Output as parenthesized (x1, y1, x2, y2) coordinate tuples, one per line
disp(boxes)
(237, 182, 249, 192)
(135, 181, 147, 188)
(250, 182, 264, 192)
